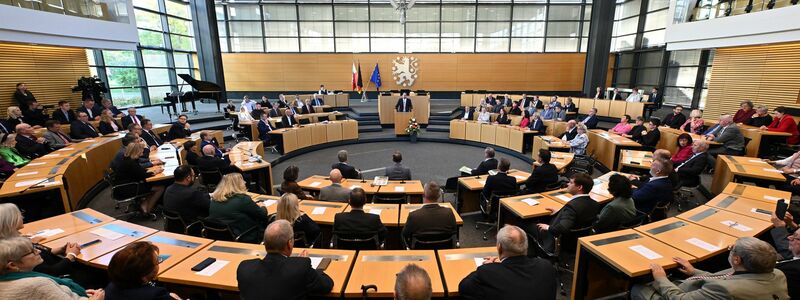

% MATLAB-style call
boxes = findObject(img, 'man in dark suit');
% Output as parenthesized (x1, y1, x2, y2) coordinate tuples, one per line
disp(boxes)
(580, 108, 599, 129)
(22, 100, 48, 127)
(197, 145, 236, 174)
(76, 98, 101, 121)
(560, 120, 578, 141)
(485, 94, 497, 107)
(468, 147, 498, 176)
(167, 114, 191, 141)
(251, 103, 265, 120)
(312, 95, 324, 107)
(649, 87, 663, 109)
(109, 134, 155, 171)
(237, 220, 334, 300)
(609, 88, 623, 100)
(256, 113, 273, 143)
(332, 188, 388, 242)
(461, 106, 476, 120)
(460, 225, 558, 300)
(533, 173, 599, 253)
(771, 213, 800, 300)
(523, 150, 559, 194)
(14, 123, 51, 158)
(706, 114, 745, 158)
(482, 158, 518, 200)
(332, 150, 360, 179)
(675, 140, 708, 188)
(121, 107, 144, 129)
(530, 96, 544, 110)
(395, 93, 413, 112)
(268, 103, 281, 118)
(385, 151, 411, 181)
(592, 86, 605, 99)
(281, 109, 298, 128)
(632, 159, 674, 214)
(402, 181, 457, 245)
(662, 105, 687, 129)
(637, 118, 661, 150)
(140, 119, 162, 148)
(52, 100, 77, 125)
(200, 131, 227, 158)
(70, 112, 100, 140)
(163, 165, 209, 223)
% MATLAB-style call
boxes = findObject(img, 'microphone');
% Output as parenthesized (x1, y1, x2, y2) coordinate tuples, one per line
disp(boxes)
(237, 146, 262, 163)
(18, 175, 61, 194)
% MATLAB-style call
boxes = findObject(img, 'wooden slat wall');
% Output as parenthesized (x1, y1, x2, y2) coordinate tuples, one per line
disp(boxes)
(0, 43, 90, 110)
(705, 42, 800, 117)
(222, 53, 586, 92)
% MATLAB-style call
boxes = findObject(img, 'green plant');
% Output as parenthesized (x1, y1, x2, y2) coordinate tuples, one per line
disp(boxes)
(405, 117, 421, 135)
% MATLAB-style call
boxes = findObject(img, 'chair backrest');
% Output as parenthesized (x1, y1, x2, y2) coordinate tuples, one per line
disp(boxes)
(199, 169, 223, 186)
(443, 176, 459, 192)
(480, 191, 518, 216)
(299, 118, 311, 125)
(163, 210, 188, 234)
(544, 181, 563, 192)
(557, 225, 594, 254)
(621, 210, 648, 229)
(372, 193, 408, 204)
(200, 219, 236, 242)
(331, 231, 381, 250)
(409, 232, 458, 250)
(318, 116, 329, 122)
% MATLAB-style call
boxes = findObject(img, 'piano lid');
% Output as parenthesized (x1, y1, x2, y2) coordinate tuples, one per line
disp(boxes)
(178, 74, 222, 92)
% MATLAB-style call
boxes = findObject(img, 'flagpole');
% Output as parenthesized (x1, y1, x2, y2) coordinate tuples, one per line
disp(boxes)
(361, 77, 371, 103)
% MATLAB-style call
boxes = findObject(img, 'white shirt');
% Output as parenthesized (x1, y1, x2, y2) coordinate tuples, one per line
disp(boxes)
(238, 112, 255, 122)
(477, 112, 491, 123)
(626, 93, 642, 102)
(241, 100, 256, 112)
(569, 193, 590, 201)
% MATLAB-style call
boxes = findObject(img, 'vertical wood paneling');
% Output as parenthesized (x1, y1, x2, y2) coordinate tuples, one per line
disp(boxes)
(705, 42, 800, 117)
(0, 43, 90, 110)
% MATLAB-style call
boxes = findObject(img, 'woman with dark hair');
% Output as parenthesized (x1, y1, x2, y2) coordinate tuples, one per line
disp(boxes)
(182, 141, 199, 166)
(280, 165, 310, 199)
(593, 174, 637, 233)
(671, 133, 694, 164)
(518, 110, 531, 128)
(104, 241, 180, 299)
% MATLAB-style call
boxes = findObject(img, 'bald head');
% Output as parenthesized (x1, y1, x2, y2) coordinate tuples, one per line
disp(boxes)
(202, 144, 216, 156)
(329, 169, 343, 183)
(263, 219, 293, 255)
(719, 114, 733, 126)
(394, 264, 432, 300)
(653, 149, 671, 161)
(497, 225, 527, 258)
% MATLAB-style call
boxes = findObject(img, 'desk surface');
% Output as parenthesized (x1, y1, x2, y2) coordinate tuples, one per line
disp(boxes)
(579, 229, 695, 277)
(720, 155, 786, 181)
(246, 193, 280, 214)
(721, 183, 792, 202)
(437, 247, 497, 296)
(377, 180, 424, 195)
(589, 130, 641, 147)
(619, 150, 654, 169)
(538, 135, 571, 148)
(299, 200, 349, 225)
(542, 188, 613, 205)
(458, 169, 530, 191)
(399, 203, 464, 226)
(550, 151, 575, 170)
(341, 179, 381, 194)
(43, 220, 158, 262)
(89, 231, 213, 272)
(343, 203, 400, 227)
(676, 205, 773, 238)
(705, 194, 777, 222)
(344, 250, 444, 298)
(635, 218, 737, 260)
(500, 194, 563, 219)
(21, 209, 114, 243)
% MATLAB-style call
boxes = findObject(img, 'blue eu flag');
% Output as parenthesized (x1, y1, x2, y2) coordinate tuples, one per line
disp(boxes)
(370, 63, 382, 91)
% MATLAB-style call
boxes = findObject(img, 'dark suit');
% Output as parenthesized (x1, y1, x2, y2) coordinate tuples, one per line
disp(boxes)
(640, 129, 661, 149)
(69, 121, 99, 139)
(197, 155, 236, 174)
(22, 108, 47, 127)
(76, 105, 101, 120)
(312, 98, 324, 106)
(663, 112, 687, 129)
(629, 124, 646, 142)
(332, 162, 359, 179)
(15, 134, 49, 158)
(166, 122, 190, 140)
(609, 92, 623, 100)
(333, 209, 387, 241)
(141, 129, 162, 148)
(395, 98, 413, 112)
(51, 109, 77, 125)
(529, 118, 544, 132)
(104, 282, 172, 300)
(268, 108, 281, 118)
(632, 177, 673, 213)
(524, 163, 559, 194)
(257, 119, 273, 142)
(98, 120, 121, 135)
(251, 109, 264, 121)
(281, 115, 298, 128)
(772, 227, 800, 299)
(471, 158, 498, 176)
(13, 90, 35, 107)
(121, 114, 144, 129)
(401, 203, 457, 243)
(237, 254, 334, 300)
(650, 92, 663, 109)
(563, 103, 577, 113)
(462, 107, 476, 120)
(482, 172, 518, 199)
(385, 163, 411, 181)
(301, 105, 315, 114)
(561, 127, 578, 141)
(0, 120, 10, 135)
(675, 152, 707, 187)
(537, 195, 599, 252)
(164, 182, 210, 223)
(581, 115, 598, 129)
(201, 140, 224, 158)
(459, 255, 557, 300)
(496, 114, 510, 125)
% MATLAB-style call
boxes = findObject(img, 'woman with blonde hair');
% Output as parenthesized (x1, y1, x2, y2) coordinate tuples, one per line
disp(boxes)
(113, 142, 164, 217)
(208, 173, 268, 243)
(5, 106, 24, 130)
(237, 106, 255, 123)
(97, 109, 122, 135)
(681, 109, 705, 134)
(569, 123, 589, 155)
(273, 193, 320, 247)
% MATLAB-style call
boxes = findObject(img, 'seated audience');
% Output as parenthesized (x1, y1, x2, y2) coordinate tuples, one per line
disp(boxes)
(70, 112, 99, 140)
(0, 134, 30, 167)
(121, 107, 144, 129)
(561, 120, 578, 141)
(109, 134, 157, 171)
(251, 103, 265, 121)
(97, 109, 122, 135)
(167, 114, 191, 141)
(609, 115, 633, 135)
(105, 242, 179, 299)
(459, 225, 557, 300)
(733, 100, 756, 123)
(183, 141, 199, 166)
(746, 105, 773, 127)
(541, 106, 555, 120)
(518, 110, 531, 128)
(267, 103, 281, 118)
(402, 181, 457, 245)
(0, 237, 104, 300)
(662, 105, 686, 129)
(281, 109, 298, 128)
(163, 165, 210, 224)
(332, 150, 360, 179)
(632, 159, 673, 214)
(274, 193, 320, 247)
(197, 144, 236, 175)
(593, 174, 637, 233)
(680, 109, 705, 134)
(385, 151, 411, 181)
(76, 98, 101, 121)
(671, 133, 693, 164)
(622, 116, 646, 141)
(5, 106, 24, 129)
(22, 100, 48, 127)
(100, 99, 123, 118)
(528, 112, 544, 132)
(52, 100, 77, 125)
(569, 123, 589, 155)
(461, 106, 476, 120)
(553, 106, 567, 121)
(332, 187, 388, 243)
(302, 99, 316, 114)
(580, 108, 598, 129)
(208, 173, 268, 244)
(256, 113, 274, 144)
(237, 220, 333, 299)
(563, 97, 577, 112)
(114, 143, 164, 215)
(533, 173, 599, 253)
(477, 106, 491, 123)
(761, 106, 800, 144)
(523, 150, 559, 194)
(14, 123, 50, 158)
(395, 264, 432, 300)
(494, 109, 510, 125)
(638, 118, 662, 150)
(509, 102, 522, 116)
(468, 147, 499, 176)
(280, 165, 311, 200)
(631, 237, 789, 300)
(237, 106, 255, 122)
(705, 114, 745, 157)
(626, 88, 642, 102)
(199, 131, 227, 158)
(140, 119, 162, 148)
(43, 120, 74, 150)
(318, 169, 350, 203)
(770, 213, 800, 299)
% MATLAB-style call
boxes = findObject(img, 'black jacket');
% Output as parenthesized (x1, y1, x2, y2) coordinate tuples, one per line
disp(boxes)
(52, 109, 77, 125)
(395, 98, 413, 112)
(471, 158, 498, 176)
(197, 155, 236, 174)
(76, 105, 102, 120)
(237, 254, 334, 300)
(581, 115, 598, 129)
(561, 127, 578, 141)
(496, 114, 510, 125)
(98, 120, 122, 135)
(22, 108, 47, 127)
(141, 129, 162, 148)
(104, 282, 172, 300)
(166, 123, 191, 140)
(663, 113, 686, 129)
(163, 183, 210, 223)
(778, 259, 800, 300)
(524, 163, 559, 194)
(333, 209, 387, 241)
(15, 134, 50, 158)
(281, 115, 298, 128)
(401, 204, 457, 242)
(332, 162, 359, 179)
(459, 255, 557, 300)
(746, 115, 773, 127)
(628, 124, 646, 142)
(549, 195, 599, 237)
(121, 115, 145, 129)
(13, 90, 35, 106)
(675, 152, 707, 187)
(482, 172, 518, 198)
(70, 121, 99, 139)
(640, 129, 661, 149)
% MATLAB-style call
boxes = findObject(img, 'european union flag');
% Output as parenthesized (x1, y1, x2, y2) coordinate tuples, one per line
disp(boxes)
(370, 63, 382, 91)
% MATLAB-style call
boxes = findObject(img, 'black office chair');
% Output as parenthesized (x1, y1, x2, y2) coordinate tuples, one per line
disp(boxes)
(106, 171, 156, 220)
(442, 177, 460, 206)
(403, 232, 459, 250)
(299, 118, 311, 125)
(330, 231, 383, 250)
(267, 214, 320, 248)
(200, 218, 259, 243)
(476, 190, 518, 240)
(372, 193, 408, 204)
(318, 115, 329, 122)
(163, 210, 202, 237)
(530, 225, 594, 295)
(621, 210, 649, 229)
(198, 169, 223, 191)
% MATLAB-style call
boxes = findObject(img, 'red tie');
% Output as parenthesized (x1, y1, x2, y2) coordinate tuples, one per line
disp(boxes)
(133, 116, 139, 125)
(57, 132, 69, 144)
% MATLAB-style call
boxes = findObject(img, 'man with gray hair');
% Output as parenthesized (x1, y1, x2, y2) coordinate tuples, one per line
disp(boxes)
(706, 114, 745, 157)
(402, 181, 457, 247)
(237, 220, 333, 299)
(319, 169, 350, 203)
(332, 149, 360, 179)
(632, 237, 789, 299)
(464, 147, 498, 176)
(394, 264, 432, 300)
(459, 225, 557, 300)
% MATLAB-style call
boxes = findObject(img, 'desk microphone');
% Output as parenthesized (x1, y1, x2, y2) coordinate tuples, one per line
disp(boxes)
(237, 146, 262, 163)
(18, 175, 61, 194)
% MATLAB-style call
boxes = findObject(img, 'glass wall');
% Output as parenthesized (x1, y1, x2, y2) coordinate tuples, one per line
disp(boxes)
(1, 0, 131, 23)
(215, 0, 593, 53)
(88, 0, 199, 107)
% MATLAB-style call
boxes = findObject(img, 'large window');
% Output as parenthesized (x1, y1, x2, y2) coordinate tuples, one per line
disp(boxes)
(88, 0, 200, 107)
(216, 1, 593, 53)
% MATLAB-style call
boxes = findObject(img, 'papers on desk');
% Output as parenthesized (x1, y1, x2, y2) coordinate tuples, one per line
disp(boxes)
(368, 209, 382, 215)
(721, 220, 753, 232)
(748, 159, 767, 164)
(196, 260, 229, 276)
(31, 228, 65, 238)
(478, 180, 486, 185)
(26, 162, 45, 166)
(15, 171, 38, 177)
(310, 257, 324, 269)
(685, 238, 721, 252)
(91, 228, 125, 240)
(42, 153, 60, 158)
(555, 194, 572, 202)
(394, 186, 405, 192)
(309, 181, 322, 187)
(763, 195, 782, 201)
(628, 245, 663, 260)
(762, 168, 782, 173)
(311, 207, 326, 215)
(372, 176, 389, 186)
(58, 147, 75, 151)
(261, 199, 277, 207)
(459, 166, 473, 174)
(14, 179, 59, 188)
(349, 185, 361, 190)
(488, 170, 498, 176)
(591, 185, 609, 196)
(514, 175, 525, 180)
(521, 198, 539, 206)
(474, 257, 485, 267)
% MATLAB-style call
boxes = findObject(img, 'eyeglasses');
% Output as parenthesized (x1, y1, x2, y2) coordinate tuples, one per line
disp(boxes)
(20, 247, 40, 259)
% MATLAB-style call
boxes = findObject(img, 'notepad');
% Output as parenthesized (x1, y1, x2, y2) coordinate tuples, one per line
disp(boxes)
(309, 182, 321, 187)
(459, 166, 473, 174)
(195, 260, 229, 276)
(474, 257, 485, 267)
(31, 228, 64, 238)
(763, 168, 783, 173)
(514, 175, 525, 180)
(478, 180, 486, 185)
(310, 257, 324, 269)
(368, 209, 382, 215)
(721, 220, 753, 232)
(262, 200, 277, 207)
(14, 179, 59, 188)
(90, 228, 125, 240)
(763, 195, 782, 201)
(686, 238, 720, 252)
(394, 186, 405, 192)
(748, 159, 766, 164)
(311, 207, 326, 215)
(16, 171, 38, 177)
(521, 198, 539, 206)
(628, 245, 663, 260)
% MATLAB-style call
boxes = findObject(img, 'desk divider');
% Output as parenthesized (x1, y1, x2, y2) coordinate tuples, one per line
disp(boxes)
(644, 221, 688, 235)
(589, 233, 643, 246)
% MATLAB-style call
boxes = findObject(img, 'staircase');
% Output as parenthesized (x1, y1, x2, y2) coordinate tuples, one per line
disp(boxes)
(426, 106, 462, 133)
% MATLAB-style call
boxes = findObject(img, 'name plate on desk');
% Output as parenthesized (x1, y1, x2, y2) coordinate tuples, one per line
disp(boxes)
(645, 221, 687, 235)
(148, 235, 202, 248)
(362, 255, 431, 262)
(590, 233, 642, 246)
(71, 211, 103, 224)
(207, 245, 267, 257)
(687, 208, 718, 222)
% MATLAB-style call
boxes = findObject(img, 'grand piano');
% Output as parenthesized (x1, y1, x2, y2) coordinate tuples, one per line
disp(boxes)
(164, 74, 224, 114)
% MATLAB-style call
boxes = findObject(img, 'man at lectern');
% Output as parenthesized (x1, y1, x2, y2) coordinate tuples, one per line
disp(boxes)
(395, 93, 413, 112)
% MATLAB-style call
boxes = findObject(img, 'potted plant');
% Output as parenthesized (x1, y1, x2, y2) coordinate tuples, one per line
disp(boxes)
(406, 117, 421, 143)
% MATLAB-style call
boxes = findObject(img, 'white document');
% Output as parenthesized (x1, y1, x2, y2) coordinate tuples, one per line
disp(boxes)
(368, 209, 382, 215)
(90, 228, 125, 240)
(16, 171, 38, 177)
(521, 198, 539, 206)
(459, 166, 473, 174)
(311, 207, 326, 215)
(721, 220, 753, 232)
(628, 245, 663, 260)
(488, 170, 498, 176)
(196, 260, 229, 276)
(58, 147, 75, 151)
(763, 195, 782, 201)
(763, 168, 783, 173)
(394, 186, 405, 192)
(748, 159, 767, 164)
(474, 257, 485, 267)
(556, 194, 572, 202)
(14, 179, 59, 188)
(31, 228, 65, 238)
(26, 162, 46, 166)
(514, 175, 525, 180)
(349, 185, 361, 190)
(309, 182, 321, 187)
(310, 257, 323, 269)
(478, 180, 486, 185)
(262, 200, 277, 207)
(685, 238, 721, 252)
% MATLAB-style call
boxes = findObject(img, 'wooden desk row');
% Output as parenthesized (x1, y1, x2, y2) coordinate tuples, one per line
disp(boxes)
(284, 93, 350, 107)
(240, 111, 346, 142)
(268, 120, 358, 154)
(30, 119, 171, 139)
(586, 130, 641, 170)
(709, 154, 786, 195)
(700, 119, 792, 157)
(298, 176, 424, 195)
(449, 120, 537, 153)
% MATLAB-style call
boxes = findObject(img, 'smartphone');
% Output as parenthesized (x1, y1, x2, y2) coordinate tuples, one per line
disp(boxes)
(80, 239, 101, 248)
(191, 257, 217, 271)
(776, 199, 788, 219)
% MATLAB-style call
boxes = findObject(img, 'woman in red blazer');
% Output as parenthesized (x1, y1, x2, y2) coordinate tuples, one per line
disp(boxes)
(761, 106, 800, 144)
